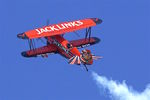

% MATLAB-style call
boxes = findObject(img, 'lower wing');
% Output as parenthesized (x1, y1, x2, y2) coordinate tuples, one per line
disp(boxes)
(21, 44, 57, 57)
(70, 37, 100, 49)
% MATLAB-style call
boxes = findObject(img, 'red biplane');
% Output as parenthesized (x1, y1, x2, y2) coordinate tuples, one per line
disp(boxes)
(17, 18, 102, 71)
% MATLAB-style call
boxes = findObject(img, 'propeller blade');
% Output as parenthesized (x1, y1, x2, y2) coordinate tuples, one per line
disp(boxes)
(69, 56, 78, 64)
(77, 56, 81, 64)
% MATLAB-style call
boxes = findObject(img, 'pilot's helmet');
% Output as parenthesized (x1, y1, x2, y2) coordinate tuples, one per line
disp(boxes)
(67, 43, 73, 49)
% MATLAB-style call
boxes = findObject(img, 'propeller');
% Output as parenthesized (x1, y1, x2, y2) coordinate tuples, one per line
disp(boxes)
(68, 55, 89, 71)
(69, 56, 81, 65)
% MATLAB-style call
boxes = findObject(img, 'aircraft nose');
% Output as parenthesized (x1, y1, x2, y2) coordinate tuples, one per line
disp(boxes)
(21, 51, 28, 57)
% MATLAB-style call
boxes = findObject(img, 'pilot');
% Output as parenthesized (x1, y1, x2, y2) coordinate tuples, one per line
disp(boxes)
(81, 49, 92, 63)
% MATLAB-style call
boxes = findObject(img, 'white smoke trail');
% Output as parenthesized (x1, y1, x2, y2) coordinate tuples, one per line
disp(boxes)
(92, 72, 150, 100)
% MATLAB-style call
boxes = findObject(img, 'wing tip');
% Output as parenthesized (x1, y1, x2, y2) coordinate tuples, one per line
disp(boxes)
(17, 32, 28, 39)
(90, 18, 102, 24)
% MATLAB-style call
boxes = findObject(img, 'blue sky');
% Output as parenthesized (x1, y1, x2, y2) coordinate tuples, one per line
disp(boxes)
(0, 0, 150, 100)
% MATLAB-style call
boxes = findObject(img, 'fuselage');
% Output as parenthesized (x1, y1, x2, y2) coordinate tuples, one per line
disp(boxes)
(47, 35, 81, 59)
(48, 35, 94, 65)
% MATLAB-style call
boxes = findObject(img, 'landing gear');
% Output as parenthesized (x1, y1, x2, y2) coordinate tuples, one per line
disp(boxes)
(83, 64, 88, 71)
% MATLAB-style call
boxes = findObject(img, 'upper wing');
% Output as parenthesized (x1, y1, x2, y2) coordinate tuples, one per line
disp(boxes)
(70, 37, 100, 49)
(21, 44, 57, 57)
(24, 18, 102, 39)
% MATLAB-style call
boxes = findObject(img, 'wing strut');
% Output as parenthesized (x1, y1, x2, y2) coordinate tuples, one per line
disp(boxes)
(85, 27, 92, 42)
(27, 39, 36, 50)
